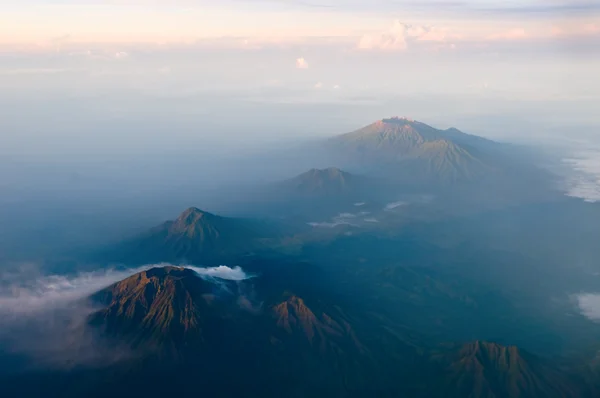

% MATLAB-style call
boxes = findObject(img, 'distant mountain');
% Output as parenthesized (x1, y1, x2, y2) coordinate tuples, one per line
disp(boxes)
(432, 341, 581, 398)
(278, 167, 364, 197)
(104, 207, 274, 266)
(327, 117, 499, 185)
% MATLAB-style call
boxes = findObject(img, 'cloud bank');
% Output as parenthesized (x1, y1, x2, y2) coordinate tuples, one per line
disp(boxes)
(0, 263, 257, 368)
(0, 264, 256, 318)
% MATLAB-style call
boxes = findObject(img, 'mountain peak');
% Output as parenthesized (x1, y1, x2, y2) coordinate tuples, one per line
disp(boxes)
(459, 340, 521, 366)
(89, 266, 225, 348)
(176, 207, 213, 224)
(287, 167, 357, 196)
(307, 167, 344, 177)
(439, 340, 578, 397)
(380, 116, 416, 124)
(330, 118, 491, 183)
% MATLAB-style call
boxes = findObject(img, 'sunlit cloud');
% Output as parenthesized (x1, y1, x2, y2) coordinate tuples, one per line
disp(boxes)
(296, 57, 309, 69)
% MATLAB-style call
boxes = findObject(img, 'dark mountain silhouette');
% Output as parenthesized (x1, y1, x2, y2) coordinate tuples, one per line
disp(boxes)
(103, 207, 275, 266)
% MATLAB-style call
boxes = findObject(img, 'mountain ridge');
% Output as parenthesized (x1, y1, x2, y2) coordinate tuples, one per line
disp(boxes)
(327, 117, 493, 184)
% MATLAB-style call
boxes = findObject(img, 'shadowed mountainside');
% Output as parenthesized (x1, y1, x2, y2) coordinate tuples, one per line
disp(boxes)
(431, 341, 584, 398)
(101, 207, 278, 266)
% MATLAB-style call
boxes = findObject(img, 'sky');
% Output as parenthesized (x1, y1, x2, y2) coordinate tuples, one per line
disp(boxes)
(0, 0, 599, 202)
(2, 1, 599, 146)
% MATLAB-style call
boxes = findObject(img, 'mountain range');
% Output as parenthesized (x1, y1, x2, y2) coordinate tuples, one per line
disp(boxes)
(3, 265, 588, 398)
(0, 116, 586, 398)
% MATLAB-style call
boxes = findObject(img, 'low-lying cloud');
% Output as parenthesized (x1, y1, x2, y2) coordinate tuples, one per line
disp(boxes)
(563, 148, 600, 203)
(189, 265, 256, 281)
(0, 265, 153, 318)
(385, 200, 408, 211)
(0, 263, 257, 369)
(576, 293, 600, 322)
(0, 264, 256, 318)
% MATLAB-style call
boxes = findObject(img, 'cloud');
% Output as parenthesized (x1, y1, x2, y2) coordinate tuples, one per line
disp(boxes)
(296, 57, 309, 69)
(189, 265, 255, 281)
(357, 20, 449, 51)
(314, 81, 323, 89)
(364, 218, 379, 223)
(576, 293, 600, 321)
(114, 51, 129, 59)
(563, 147, 600, 203)
(308, 221, 352, 228)
(0, 263, 257, 368)
(0, 264, 255, 319)
(0, 265, 153, 318)
(385, 200, 408, 211)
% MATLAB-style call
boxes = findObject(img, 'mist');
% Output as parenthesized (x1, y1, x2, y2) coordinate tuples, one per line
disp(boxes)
(0, 264, 256, 369)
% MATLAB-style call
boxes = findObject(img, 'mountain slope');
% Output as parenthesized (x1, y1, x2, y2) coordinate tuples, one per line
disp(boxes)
(89, 266, 240, 349)
(278, 167, 364, 197)
(327, 117, 496, 184)
(105, 207, 273, 265)
(432, 341, 581, 398)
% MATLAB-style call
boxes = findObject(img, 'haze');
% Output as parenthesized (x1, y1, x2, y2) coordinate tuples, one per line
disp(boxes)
(1, 0, 599, 273)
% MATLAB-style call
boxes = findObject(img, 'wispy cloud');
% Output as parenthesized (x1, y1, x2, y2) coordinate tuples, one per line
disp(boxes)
(0, 264, 254, 318)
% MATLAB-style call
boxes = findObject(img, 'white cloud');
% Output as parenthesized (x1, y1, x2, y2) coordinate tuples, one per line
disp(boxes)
(333, 84, 341, 89)
(385, 200, 408, 211)
(576, 293, 600, 321)
(114, 51, 129, 59)
(296, 57, 309, 69)
(314, 81, 323, 89)
(357, 20, 449, 51)
(563, 148, 600, 203)
(189, 265, 255, 281)
(0, 265, 153, 317)
(0, 264, 254, 318)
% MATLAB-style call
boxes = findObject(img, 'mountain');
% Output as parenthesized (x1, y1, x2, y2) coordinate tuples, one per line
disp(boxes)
(89, 266, 368, 356)
(104, 207, 274, 266)
(88, 266, 244, 350)
(432, 341, 581, 398)
(80, 266, 385, 396)
(279, 167, 364, 197)
(327, 117, 499, 185)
